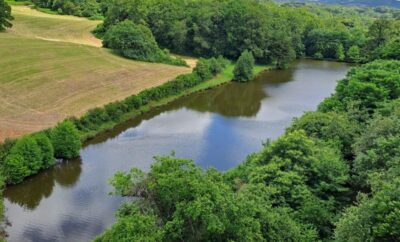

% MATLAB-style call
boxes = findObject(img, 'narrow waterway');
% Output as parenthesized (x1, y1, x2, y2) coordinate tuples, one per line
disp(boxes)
(4, 60, 350, 242)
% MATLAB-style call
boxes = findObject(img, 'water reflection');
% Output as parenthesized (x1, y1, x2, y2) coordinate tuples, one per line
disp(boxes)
(5, 158, 82, 210)
(4, 60, 350, 242)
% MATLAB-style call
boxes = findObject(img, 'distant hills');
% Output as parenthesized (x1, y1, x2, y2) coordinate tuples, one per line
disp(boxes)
(274, 0, 400, 8)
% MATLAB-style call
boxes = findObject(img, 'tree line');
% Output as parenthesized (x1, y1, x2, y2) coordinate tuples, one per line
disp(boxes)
(27, 0, 400, 67)
(0, 121, 81, 184)
(93, 0, 400, 67)
(96, 59, 400, 241)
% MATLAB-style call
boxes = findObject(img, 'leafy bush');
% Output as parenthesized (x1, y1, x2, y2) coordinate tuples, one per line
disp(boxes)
(319, 60, 400, 117)
(51, 121, 82, 159)
(33, 133, 55, 169)
(347, 45, 361, 63)
(31, 0, 100, 17)
(0, 0, 13, 31)
(10, 136, 42, 175)
(103, 20, 187, 66)
(193, 58, 212, 81)
(4, 154, 30, 184)
(233, 50, 255, 82)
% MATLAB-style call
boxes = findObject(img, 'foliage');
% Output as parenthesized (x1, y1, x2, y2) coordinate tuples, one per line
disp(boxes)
(102, 20, 186, 66)
(33, 133, 55, 169)
(3, 154, 30, 184)
(233, 50, 255, 82)
(347, 45, 361, 63)
(1, 131, 55, 184)
(95, 211, 162, 242)
(288, 111, 358, 159)
(193, 58, 213, 81)
(319, 60, 400, 118)
(31, 0, 101, 17)
(335, 168, 400, 242)
(9, 136, 42, 175)
(0, 0, 13, 31)
(51, 121, 81, 159)
(98, 155, 319, 241)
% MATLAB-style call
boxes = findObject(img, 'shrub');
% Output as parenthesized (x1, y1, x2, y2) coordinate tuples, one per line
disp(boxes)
(193, 58, 213, 81)
(103, 20, 186, 66)
(10, 136, 42, 175)
(347, 45, 361, 63)
(314, 52, 324, 60)
(51, 121, 82, 159)
(233, 50, 255, 82)
(4, 154, 30, 184)
(209, 57, 224, 75)
(33, 133, 55, 169)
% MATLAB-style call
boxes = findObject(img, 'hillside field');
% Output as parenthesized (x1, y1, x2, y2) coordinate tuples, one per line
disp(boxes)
(0, 6, 191, 141)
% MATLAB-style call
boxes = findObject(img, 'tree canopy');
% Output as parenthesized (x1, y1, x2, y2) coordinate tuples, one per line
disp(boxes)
(233, 50, 255, 82)
(0, 0, 13, 31)
(102, 20, 186, 66)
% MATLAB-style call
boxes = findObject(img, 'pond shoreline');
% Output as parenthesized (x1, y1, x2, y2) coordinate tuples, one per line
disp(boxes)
(80, 64, 270, 144)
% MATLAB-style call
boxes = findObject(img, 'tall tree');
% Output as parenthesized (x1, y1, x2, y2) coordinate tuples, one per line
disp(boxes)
(367, 19, 393, 50)
(51, 121, 82, 159)
(0, 0, 13, 31)
(233, 50, 255, 82)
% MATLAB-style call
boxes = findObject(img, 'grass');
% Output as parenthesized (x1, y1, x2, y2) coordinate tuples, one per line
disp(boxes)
(0, 6, 192, 141)
(8, 6, 102, 46)
(192, 63, 268, 91)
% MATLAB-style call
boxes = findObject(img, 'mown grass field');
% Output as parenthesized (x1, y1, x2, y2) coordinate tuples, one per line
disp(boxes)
(0, 6, 192, 141)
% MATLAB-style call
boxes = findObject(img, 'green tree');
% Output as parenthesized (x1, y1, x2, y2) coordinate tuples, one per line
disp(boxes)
(103, 20, 162, 61)
(269, 32, 296, 69)
(103, 20, 185, 66)
(314, 52, 324, 60)
(3, 154, 30, 184)
(193, 58, 213, 81)
(10, 136, 43, 175)
(51, 121, 81, 159)
(335, 170, 400, 242)
(233, 50, 255, 82)
(33, 133, 55, 169)
(367, 19, 393, 50)
(347, 45, 361, 63)
(0, 0, 13, 31)
(288, 111, 357, 159)
(335, 43, 345, 61)
(95, 211, 162, 242)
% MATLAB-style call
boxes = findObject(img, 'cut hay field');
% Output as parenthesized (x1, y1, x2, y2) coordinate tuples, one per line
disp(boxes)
(0, 6, 192, 141)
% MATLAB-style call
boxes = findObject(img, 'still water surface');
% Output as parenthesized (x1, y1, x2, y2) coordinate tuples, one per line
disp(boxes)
(4, 60, 349, 242)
